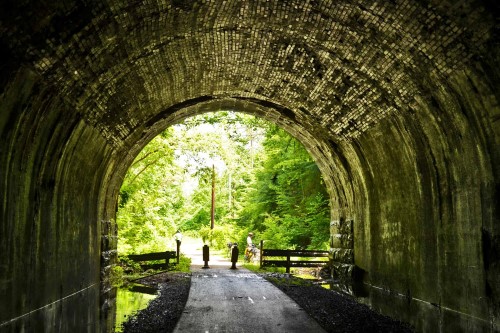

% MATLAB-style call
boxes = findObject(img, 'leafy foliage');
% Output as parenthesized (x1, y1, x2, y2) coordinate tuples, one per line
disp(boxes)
(236, 125, 330, 249)
(116, 112, 330, 256)
(174, 254, 192, 273)
(117, 128, 187, 254)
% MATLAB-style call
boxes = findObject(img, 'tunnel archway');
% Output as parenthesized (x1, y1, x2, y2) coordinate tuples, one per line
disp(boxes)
(110, 103, 338, 250)
(103, 98, 355, 291)
(1, 1, 499, 332)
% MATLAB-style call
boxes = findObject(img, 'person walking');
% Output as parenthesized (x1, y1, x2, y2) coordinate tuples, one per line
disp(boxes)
(245, 232, 255, 262)
(174, 230, 182, 264)
(246, 232, 254, 248)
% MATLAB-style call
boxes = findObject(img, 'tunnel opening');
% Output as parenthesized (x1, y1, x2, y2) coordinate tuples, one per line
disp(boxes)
(101, 96, 350, 262)
(115, 111, 331, 256)
(113, 110, 335, 264)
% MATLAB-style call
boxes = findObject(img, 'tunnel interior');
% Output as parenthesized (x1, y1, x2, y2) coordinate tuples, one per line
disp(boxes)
(1, 0, 499, 332)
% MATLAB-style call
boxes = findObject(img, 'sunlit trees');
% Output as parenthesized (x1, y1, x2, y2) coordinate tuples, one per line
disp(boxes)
(117, 129, 186, 254)
(116, 112, 330, 255)
(236, 124, 330, 249)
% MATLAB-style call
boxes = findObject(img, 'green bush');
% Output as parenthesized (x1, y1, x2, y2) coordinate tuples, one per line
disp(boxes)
(174, 254, 191, 273)
(243, 262, 285, 273)
(110, 265, 125, 287)
(118, 255, 142, 274)
(199, 224, 238, 250)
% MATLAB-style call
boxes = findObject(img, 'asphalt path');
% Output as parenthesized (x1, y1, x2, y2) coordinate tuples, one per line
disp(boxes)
(173, 239, 326, 333)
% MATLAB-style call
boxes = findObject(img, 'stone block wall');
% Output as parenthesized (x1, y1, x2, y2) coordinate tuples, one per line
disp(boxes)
(330, 219, 355, 280)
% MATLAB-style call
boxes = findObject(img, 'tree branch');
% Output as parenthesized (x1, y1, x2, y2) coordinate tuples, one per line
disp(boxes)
(132, 150, 159, 167)
(128, 158, 160, 184)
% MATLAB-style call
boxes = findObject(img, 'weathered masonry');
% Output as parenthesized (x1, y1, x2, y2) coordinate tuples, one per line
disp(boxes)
(0, 1, 499, 332)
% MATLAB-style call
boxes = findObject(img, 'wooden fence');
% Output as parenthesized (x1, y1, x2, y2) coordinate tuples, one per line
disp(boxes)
(259, 241, 329, 273)
(128, 251, 177, 270)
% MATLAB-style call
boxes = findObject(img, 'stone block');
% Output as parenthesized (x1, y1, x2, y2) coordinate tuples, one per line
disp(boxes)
(330, 233, 354, 249)
(330, 248, 354, 263)
(100, 249, 117, 267)
(331, 262, 355, 280)
(330, 218, 353, 235)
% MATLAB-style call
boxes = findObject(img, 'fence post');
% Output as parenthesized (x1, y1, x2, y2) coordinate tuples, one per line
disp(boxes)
(260, 240, 263, 268)
(286, 250, 290, 274)
(230, 244, 239, 269)
(202, 245, 210, 269)
(176, 241, 180, 264)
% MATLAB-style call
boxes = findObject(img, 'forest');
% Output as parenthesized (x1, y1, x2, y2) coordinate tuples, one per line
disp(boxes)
(116, 112, 331, 254)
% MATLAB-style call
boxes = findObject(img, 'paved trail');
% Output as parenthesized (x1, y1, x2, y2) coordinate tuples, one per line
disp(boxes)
(173, 238, 326, 333)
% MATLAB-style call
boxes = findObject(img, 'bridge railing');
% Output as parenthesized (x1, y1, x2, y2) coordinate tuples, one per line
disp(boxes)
(259, 240, 329, 273)
(127, 250, 177, 270)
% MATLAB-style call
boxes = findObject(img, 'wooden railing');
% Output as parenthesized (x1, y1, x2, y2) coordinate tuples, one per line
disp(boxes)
(128, 251, 177, 270)
(259, 241, 330, 273)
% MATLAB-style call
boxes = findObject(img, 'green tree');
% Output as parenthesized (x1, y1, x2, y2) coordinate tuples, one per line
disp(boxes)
(117, 128, 186, 254)
(116, 112, 330, 256)
(237, 125, 330, 250)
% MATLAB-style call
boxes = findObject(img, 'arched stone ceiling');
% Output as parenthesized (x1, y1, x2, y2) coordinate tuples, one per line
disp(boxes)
(0, 0, 496, 147)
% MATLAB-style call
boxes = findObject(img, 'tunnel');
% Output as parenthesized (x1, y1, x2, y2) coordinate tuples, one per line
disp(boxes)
(0, 0, 499, 331)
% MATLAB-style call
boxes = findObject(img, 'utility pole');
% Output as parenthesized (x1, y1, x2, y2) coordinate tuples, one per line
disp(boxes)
(228, 172, 232, 212)
(211, 164, 215, 230)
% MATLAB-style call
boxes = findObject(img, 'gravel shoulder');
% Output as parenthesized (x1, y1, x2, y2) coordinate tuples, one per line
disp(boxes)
(120, 271, 413, 333)
(262, 273, 414, 333)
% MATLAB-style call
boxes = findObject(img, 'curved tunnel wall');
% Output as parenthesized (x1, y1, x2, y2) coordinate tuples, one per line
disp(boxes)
(1, 1, 499, 332)
(345, 68, 500, 329)
(0, 67, 115, 330)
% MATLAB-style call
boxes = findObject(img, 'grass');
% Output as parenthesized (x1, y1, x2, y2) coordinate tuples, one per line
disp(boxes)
(294, 272, 317, 280)
(242, 262, 322, 278)
(112, 254, 192, 288)
(174, 254, 192, 272)
(242, 262, 325, 289)
(242, 262, 288, 274)
(265, 275, 315, 287)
